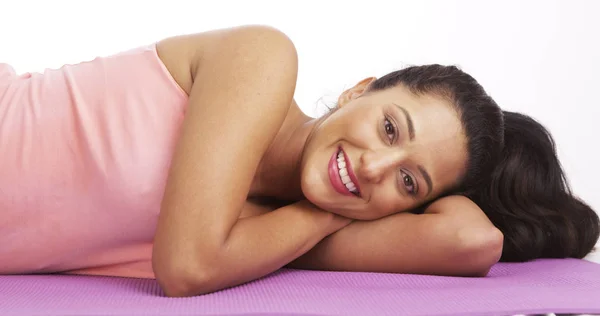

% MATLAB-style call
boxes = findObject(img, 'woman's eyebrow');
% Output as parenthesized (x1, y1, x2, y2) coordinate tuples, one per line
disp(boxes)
(418, 165, 433, 197)
(392, 103, 415, 141)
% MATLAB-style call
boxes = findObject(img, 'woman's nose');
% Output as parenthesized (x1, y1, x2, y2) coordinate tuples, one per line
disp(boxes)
(358, 148, 407, 183)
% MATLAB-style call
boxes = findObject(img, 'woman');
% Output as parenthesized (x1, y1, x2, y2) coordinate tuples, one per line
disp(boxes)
(0, 25, 598, 297)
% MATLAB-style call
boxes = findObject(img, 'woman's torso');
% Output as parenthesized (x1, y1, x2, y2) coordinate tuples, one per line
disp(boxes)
(0, 44, 190, 278)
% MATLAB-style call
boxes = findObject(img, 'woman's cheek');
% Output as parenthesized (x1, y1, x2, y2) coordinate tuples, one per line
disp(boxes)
(371, 191, 402, 217)
(346, 117, 377, 144)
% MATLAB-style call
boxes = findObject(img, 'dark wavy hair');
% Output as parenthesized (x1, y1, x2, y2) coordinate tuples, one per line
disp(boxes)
(365, 65, 599, 261)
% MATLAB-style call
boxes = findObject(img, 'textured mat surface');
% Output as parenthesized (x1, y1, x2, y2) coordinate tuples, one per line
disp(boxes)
(1, 259, 599, 316)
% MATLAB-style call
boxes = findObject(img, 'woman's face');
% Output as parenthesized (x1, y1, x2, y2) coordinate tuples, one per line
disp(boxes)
(300, 78, 468, 220)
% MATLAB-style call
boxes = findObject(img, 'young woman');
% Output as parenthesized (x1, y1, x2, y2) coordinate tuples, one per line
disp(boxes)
(1, 25, 598, 297)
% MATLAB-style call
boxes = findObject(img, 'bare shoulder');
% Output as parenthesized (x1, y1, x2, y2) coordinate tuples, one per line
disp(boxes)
(155, 25, 298, 95)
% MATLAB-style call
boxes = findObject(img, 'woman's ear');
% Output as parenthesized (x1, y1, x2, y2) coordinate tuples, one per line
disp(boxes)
(337, 77, 377, 108)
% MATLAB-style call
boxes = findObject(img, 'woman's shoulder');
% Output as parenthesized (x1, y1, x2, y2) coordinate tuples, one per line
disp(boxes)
(155, 25, 298, 96)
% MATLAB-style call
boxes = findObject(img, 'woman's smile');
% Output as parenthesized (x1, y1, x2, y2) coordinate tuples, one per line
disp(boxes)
(328, 146, 361, 197)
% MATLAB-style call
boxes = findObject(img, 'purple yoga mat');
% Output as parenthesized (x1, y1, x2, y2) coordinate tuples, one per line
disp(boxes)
(1, 258, 599, 316)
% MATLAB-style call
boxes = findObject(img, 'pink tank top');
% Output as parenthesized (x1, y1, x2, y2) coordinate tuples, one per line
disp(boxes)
(0, 44, 189, 278)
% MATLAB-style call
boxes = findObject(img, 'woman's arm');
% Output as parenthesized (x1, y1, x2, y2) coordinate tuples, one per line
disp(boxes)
(287, 195, 504, 277)
(152, 26, 350, 297)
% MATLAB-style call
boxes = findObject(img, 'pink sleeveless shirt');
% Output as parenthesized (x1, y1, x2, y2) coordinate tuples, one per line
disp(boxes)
(0, 44, 188, 278)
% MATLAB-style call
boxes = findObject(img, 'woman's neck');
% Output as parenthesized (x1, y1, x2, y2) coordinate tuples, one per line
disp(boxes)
(251, 100, 323, 201)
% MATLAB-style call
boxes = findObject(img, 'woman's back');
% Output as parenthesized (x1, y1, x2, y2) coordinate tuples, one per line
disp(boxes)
(0, 44, 188, 278)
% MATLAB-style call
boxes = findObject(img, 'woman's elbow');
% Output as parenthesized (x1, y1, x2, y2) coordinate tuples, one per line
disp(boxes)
(460, 227, 504, 276)
(153, 255, 222, 297)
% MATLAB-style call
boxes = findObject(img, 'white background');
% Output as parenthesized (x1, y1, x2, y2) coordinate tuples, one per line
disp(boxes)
(1, 0, 598, 261)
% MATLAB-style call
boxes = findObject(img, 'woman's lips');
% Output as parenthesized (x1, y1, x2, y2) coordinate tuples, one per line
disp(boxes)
(329, 148, 355, 196)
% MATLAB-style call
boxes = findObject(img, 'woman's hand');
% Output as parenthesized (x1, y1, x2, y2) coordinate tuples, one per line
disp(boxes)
(241, 199, 353, 234)
(291, 200, 354, 235)
(288, 195, 503, 277)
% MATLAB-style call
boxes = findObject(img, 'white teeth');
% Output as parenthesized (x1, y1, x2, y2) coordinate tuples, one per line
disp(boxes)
(339, 168, 348, 176)
(341, 175, 351, 184)
(336, 149, 359, 195)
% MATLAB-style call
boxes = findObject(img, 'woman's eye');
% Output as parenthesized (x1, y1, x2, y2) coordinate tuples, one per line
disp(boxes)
(384, 117, 396, 143)
(401, 171, 416, 195)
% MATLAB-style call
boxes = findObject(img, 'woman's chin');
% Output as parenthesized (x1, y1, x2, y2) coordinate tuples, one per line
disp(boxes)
(300, 180, 367, 219)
